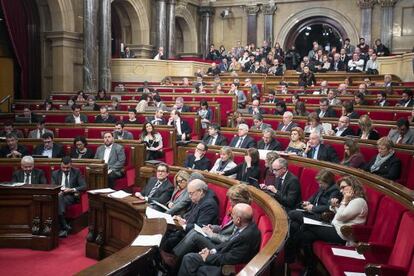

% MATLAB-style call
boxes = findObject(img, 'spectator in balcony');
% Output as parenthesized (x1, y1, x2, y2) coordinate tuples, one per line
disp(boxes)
(70, 136, 94, 159)
(123, 108, 139, 124)
(341, 138, 365, 169)
(330, 53, 346, 71)
(206, 62, 221, 76)
(341, 101, 359, 119)
(113, 121, 134, 140)
(387, 118, 414, 145)
(268, 58, 284, 76)
(210, 146, 237, 178)
(286, 127, 306, 155)
(357, 114, 380, 140)
(298, 66, 316, 87)
(383, 74, 397, 88)
(293, 101, 309, 117)
(96, 89, 110, 101)
(153, 46, 165, 60)
(28, 119, 53, 139)
(95, 131, 126, 188)
(365, 53, 379, 75)
(376, 91, 389, 107)
(65, 104, 88, 124)
(327, 116, 355, 137)
(303, 131, 340, 163)
(374, 39, 390, 57)
(0, 120, 24, 138)
(285, 45, 301, 70)
(220, 148, 260, 185)
(168, 110, 191, 141)
(33, 132, 65, 158)
(197, 100, 213, 129)
(304, 112, 324, 136)
(277, 111, 297, 132)
(396, 89, 414, 107)
(139, 122, 164, 160)
(364, 137, 401, 180)
(202, 124, 227, 146)
(206, 44, 220, 61)
(94, 105, 117, 124)
(121, 46, 135, 58)
(11, 155, 47, 184)
(0, 133, 29, 158)
(229, 123, 256, 149)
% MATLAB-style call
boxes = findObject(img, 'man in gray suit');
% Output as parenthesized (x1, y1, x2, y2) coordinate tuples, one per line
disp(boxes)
(64, 105, 88, 124)
(11, 155, 47, 184)
(250, 114, 271, 131)
(51, 156, 86, 237)
(113, 121, 134, 140)
(94, 131, 126, 188)
(28, 119, 53, 139)
(387, 118, 414, 145)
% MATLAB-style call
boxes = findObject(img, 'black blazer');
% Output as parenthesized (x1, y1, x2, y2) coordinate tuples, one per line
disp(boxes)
(306, 144, 340, 163)
(335, 127, 355, 137)
(175, 120, 192, 139)
(147, 116, 166, 126)
(0, 145, 29, 158)
(202, 134, 228, 146)
(94, 115, 117, 124)
(257, 138, 282, 151)
(183, 191, 219, 231)
(315, 107, 337, 118)
(12, 169, 47, 184)
(364, 153, 401, 181)
(276, 122, 298, 131)
(64, 114, 88, 123)
(356, 129, 380, 140)
(307, 184, 341, 214)
(229, 135, 257, 149)
(33, 143, 65, 158)
(70, 148, 95, 159)
(271, 171, 301, 211)
(398, 99, 414, 107)
(205, 222, 261, 266)
(183, 155, 211, 171)
(247, 107, 266, 115)
(223, 162, 260, 183)
(51, 167, 86, 191)
(141, 177, 174, 205)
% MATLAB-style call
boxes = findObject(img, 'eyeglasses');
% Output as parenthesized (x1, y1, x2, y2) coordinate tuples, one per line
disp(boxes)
(188, 190, 200, 197)
(157, 170, 167, 173)
(196, 147, 206, 151)
(272, 167, 284, 173)
(176, 179, 186, 184)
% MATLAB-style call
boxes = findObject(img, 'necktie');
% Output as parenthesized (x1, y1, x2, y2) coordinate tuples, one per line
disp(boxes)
(230, 228, 241, 240)
(310, 147, 316, 159)
(148, 181, 161, 198)
(276, 177, 283, 191)
(24, 173, 30, 184)
(396, 136, 403, 144)
(264, 144, 269, 150)
(208, 136, 214, 145)
(64, 172, 69, 188)
(235, 137, 244, 148)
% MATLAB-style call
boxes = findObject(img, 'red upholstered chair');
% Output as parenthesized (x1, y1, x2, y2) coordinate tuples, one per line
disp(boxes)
(363, 187, 383, 226)
(0, 165, 17, 182)
(207, 183, 228, 224)
(55, 127, 85, 139)
(287, 163, 303, 179)
(405, 156, 414, 190)
(257, 215, 273, 248)
(299, 167, 320, 201)
(251, 201, 265, 224)
(113, 145, 135, 190)
(394, 151, 412, 186)
(367, 111, 394, 121)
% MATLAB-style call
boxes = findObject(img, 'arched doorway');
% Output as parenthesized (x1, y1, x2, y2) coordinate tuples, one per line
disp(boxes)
(285, 16, 347, 57)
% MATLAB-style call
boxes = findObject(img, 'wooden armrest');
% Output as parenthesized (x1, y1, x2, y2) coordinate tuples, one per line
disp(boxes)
(356, 242, 393, 262)
(340, 225, 372, 242)
(365, 263, 407, 276)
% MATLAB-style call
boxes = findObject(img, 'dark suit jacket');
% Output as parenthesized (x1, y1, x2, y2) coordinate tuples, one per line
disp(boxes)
(398, 99, 414, 107)
(229, 135, 257, 149)
(51, 167, 86, 191)
(335, 127, 355, 137)
(70, 148, 95, 159)
(64, 114, 88, 123)
(346, 111, 360, 120)
(141, 177, 174, 205)
(12, 169, 47, 184)
(0, 145, 29, 158)
(205, 222, 261, 266)
(178, 106, 191, 113)
(183, 191, 219, 231)
(272, 171, 301, 211)
(330, 60, 347, 71)
(307, 184, 341, 214)
(33, 143, 65, 158)
(247, 107, 265, 115)
(147, 116, 166, 126)
(184, 155, 211, 171)
(276, 122, 298, 132)
(315, 108, 337, 118)
(223, 163, 260, 183)
(174, 120, 192, 139)
(257, 138, 282, 151)
(202, 134, 228, 146)
(306, 144, 340, 163)
(94, 115, 117, 124)
(364, 153, 401, 181)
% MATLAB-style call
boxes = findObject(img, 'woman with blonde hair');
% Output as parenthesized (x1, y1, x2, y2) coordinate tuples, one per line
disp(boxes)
(286, 127, 307, 155)
(210, 147, 237, 178)
(357, 114, 380, 140)
(304, 112, 324, 136)
(165, 170, 191, 216)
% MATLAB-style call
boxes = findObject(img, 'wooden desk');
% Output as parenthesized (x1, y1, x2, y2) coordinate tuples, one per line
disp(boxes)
(0, 184, 59, 250)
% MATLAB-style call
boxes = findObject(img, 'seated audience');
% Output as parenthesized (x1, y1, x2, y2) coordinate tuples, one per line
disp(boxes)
(353, 92, 367, 106)
(12, 155, 47, 184)
(210, 147, 237, 178)
(121, 46, 135, 58)
(304, 131, 340, 163)
(206, 62, 220, 76)
(96, 89, 110, 101)
(202, 124, 227, 146)
(327, 89, 341, 106)
(173, 97, 190, 113)
(123, 108, 139, 124)
(376, 91, 389, 107)
(248, 99, 265, 115)
(184, 142, 211, 171)
(277, 111, 297, 132)
(153, 47, 165, 60)
(364, 137, 401, 180)
(341, 101, 359, 119)
(113, 121, 134, 140)
(94, 131, 126, 188)
(198, 100, 213, 129)
(212, 83, 223, 94)
(266, 90, 278, 104)
(33, 132, 65, 158)
(51, 156, 86, 237)
(396, 89, 414, 107)
(387, 118, 414, 145)
(229, 123, 256, 149)
(244, 78, 260, 99)
(365, 53, 378, 74)
(168, 110, 191, 141)
(139, 122, 164, 160)
(165, 170, 191, 216)
(0, 121, 24, 138)
(135, 94, 149, 113)
(259, 152, 280, 187)
(327, 115, 355, 137)
(316, 98, 337, 118)
(347, 53, 364, 72)
(64, 105, 88, 124)
(298, 66, 316, 87)
(148, 109, 166, 126)
(108, 97, 120, 111)
(275, 101, 287, 115)
(341, 138, 365, 169)
(304, 112, 324, 136)
(70, 136, 94, 159)
(95, 105, 117, 124)
(230, 83, 247, 109)
(374, 39, 390, 56)
(28, 119, 53, 139)
(293, 101, 309, 117)
(357, 114, 380, 140)
(83, 96, 100, 111)
(286, 127, 307, 155)
(257, 128, 282, 151)
(228, 111, 245, 128)
(221, 148, 260, 185)
(19, 107, 41, 123)
(0, 133, 29, 158)
(43, 100, 54, 111)
(251, 114, 271, 131)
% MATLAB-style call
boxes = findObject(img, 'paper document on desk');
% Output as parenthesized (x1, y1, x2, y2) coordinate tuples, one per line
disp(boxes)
(88, 188, 115, 194)
(332, 248, 365, 260)
(344, 272, 366, 276)
(145, 207, 175, 225)
(131, 234, 163, 247)
(151, 200, 169, 211)
(107, 190, 131, 199)
(0, 182, 26, 187)
(194, 224, 208, 237)
(303, 217, 332, 227)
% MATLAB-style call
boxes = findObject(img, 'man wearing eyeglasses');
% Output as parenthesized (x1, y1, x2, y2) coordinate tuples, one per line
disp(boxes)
(261, 157, 301, 211)
(33, 132, 65, 158)
(135, 163, 173, 207)
(184, 143, 211, 171)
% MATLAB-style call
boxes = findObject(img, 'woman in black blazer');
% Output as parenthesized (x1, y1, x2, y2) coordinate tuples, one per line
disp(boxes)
(70, 136, 95, 159)
(357, 115, 380, 140)
(221, 148, 260, 186)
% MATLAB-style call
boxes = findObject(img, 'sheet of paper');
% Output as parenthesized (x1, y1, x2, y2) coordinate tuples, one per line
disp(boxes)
(344, 272, 366, 276)
(88, 188, 115, 194)
(194, 224, 208, 237)
(131, 234, 163, 247)
(258, 149, 271, 160)
(0, 182, 26, 187)
(322, 123, 332, 134)
(303, 217, 333, 227)
(145, 207, 175, 225)
(151, 200, 169, 211)
(107, 190, 131, 199)
(332, 248, 365, 260)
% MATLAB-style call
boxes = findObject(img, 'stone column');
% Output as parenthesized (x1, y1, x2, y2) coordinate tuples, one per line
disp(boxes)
(199, 6, 214, 59)
(245, 5, 260, 46)
(357, 0, 376, 45)
(83, 0, 99, 93)
(99, 0, 111, 92)
(262, 2, 277, 45)
(166, 0, 177, 59)
(378, 0, 398, 51)
(155, 0, 168, 53)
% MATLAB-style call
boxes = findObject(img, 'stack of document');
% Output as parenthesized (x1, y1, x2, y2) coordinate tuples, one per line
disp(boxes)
(88, 188, 115, 194)
(145, 207, 175, 225)
(107, 190, 131, 199)
(303, 217, 332, 227)
(131, 234, 163, 247)
(332, 248, 365, 260)
(194, 224, 208, 237)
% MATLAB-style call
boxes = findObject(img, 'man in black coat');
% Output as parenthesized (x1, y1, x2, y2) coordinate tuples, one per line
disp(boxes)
(0, 133, 29, 158)
(177, 203, 261, 276)
(315, 98, 338, 118)
(304, 132, 340, 163)
(94, 105, 117, 124)
(202, 124, 228, 146)
(229, 124, 257, 149)
(257, 128, 282, 151)
(33, 132, 65, 158)
(327, 116, 355, 137)
(11, 155, 47, 184)
(184, 143, 211, 171)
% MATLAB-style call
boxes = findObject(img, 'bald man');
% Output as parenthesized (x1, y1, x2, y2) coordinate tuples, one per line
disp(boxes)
(177, 203, 261, 276)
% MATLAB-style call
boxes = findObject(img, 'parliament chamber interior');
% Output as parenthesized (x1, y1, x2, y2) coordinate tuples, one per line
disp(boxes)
(0, 0, 413, 275)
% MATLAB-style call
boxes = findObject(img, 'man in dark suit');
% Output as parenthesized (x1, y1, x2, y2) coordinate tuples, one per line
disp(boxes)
(177, 203, 261, 276)
(277, 112, 298, 132)
(229, 124, 256, 149)
(64, 105, 88, 124)
(247, 99, 266, 115)
(315, 98, 337, 118)
(396, 89, 414, 107)
(33, 132, 65, 158)
(251, 114, 271, 131)
(184, 143, 211, 171)
(94, 105, 117, 124)
(0, 133, 29, 158)
(266, 90, 279, 104)
(51, 156, 86, 237)
(0, 121, 24, 138)
(113, 121, 134, 140)
(173, 97, 191, 113)
(147, 109, 166, 126)
(330, 53, 347, 71)
(94, 131, 126, 188)
(202, 124, 227, 146)
(376, 91, 389, 107)
(257, 128, 282, 151)
(304, 132, 340, 163)
(262, 158, 301, 211)
(11, 155, 47, 184)
(244, 78, 260, 99)
(327, 116, 355, 137)
(167, 110, 192, 141)
(28, 119, 53, 139)
(135, 163, 174, 207)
